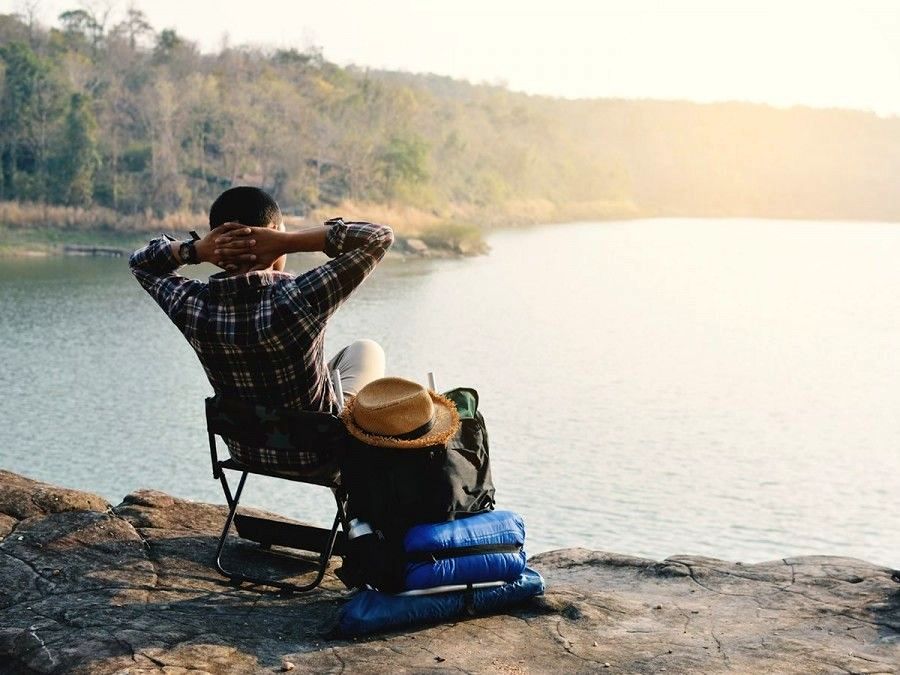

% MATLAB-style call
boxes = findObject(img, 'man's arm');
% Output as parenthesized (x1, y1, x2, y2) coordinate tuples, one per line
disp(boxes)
(129, 224, 250, 324)
(215, 219, 394, 322)
(300, 220, 393, 321)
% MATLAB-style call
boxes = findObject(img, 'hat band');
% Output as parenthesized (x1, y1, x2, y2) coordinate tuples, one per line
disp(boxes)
(368, 413, 436, 441)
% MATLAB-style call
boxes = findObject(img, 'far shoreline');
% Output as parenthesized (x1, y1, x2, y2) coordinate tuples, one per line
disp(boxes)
(4, 201, 900, 260)
(0, 197, 641, 259)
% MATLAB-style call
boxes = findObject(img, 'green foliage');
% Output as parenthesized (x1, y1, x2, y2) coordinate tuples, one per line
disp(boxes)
(120, 144, 152, 173)
(34, 8, 900, 228)
(0, 41, 65, 202)
(154, 28, 181, 56)
(0, 9, 637, 221)
(58, 10, 101, 43)
(7, 8, 900, 228)
(377, 134, 429, 197)
(56, 93, 99, 205)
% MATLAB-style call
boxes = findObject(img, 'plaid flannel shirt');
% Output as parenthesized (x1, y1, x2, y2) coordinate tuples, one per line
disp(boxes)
(129, 219, 393, 472)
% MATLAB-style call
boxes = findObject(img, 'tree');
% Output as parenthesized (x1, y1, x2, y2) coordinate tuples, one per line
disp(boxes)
(142, 77, 187, 212)
(0, 10, 646, 225)
(112, 6, 153, 50)
(154, 28, 181, 59)
(58, 8, 106, 49)
(377, 134, 429, 199)
(57, 92, 99, 205)
(17, 0, 41, 47)
(0, 41, 64, 201)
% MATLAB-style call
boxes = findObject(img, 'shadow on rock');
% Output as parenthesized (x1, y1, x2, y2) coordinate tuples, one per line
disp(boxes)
(0, 476, 350, 674)
(870, 575, 900, 646)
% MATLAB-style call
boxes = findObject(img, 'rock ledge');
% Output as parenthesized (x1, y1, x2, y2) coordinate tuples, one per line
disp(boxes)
(0, 470, 897, 674)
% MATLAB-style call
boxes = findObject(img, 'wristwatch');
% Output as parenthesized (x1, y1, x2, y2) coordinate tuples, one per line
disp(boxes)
(178, 239, 199, 264)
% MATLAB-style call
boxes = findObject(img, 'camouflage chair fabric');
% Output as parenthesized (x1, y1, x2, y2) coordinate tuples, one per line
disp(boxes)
(206, 396, 347, 476)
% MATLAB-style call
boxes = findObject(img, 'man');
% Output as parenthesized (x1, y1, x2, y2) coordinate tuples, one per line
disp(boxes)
(129, 186, 393, 473)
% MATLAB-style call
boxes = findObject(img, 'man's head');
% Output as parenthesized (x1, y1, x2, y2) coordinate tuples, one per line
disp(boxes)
(209, 186, 282, 231)
(209, 186, 286, 272)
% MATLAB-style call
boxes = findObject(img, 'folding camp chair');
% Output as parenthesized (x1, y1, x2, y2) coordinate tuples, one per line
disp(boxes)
(205, 394, 351, 593)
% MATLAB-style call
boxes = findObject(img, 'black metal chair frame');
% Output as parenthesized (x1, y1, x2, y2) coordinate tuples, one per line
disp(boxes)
(206, 396, 350, 593)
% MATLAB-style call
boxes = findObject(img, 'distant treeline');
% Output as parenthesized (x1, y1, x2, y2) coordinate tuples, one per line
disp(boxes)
(1, 8, 899, 231)
(0, 8, 630, 231)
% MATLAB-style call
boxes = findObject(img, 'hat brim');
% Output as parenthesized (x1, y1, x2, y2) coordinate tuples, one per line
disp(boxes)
(341, 391, 460, 449)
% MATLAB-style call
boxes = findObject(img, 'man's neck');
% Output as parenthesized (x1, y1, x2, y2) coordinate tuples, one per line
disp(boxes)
(212, 266, 275, 279)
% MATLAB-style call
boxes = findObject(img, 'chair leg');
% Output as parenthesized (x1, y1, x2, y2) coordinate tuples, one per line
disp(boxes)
(333, 486, 350, 532)
(214, 471, 247, 582)
(218, 468, 234, 508)
(284, 508, 343, 594)
(272, 490, 349, 593)
(213, 470, 347, 593)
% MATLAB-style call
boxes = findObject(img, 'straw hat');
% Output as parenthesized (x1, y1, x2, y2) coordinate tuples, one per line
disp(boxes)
(341, 377, 460, 449)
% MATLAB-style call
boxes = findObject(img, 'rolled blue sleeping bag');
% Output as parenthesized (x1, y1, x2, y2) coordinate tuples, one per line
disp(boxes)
(338, 567, 545, 636)
(403, 510, 527, 590)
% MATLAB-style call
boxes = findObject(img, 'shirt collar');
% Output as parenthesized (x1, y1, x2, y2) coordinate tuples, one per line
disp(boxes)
(207, 270, 292, 297)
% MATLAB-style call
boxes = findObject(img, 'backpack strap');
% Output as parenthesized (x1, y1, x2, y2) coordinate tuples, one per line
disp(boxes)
(463, 584, 476, 616)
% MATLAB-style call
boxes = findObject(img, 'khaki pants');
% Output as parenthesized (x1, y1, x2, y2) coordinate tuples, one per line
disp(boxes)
(327, 339, 386, 401)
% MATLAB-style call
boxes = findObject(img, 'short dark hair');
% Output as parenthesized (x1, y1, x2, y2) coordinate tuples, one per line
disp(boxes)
(209, 186, 282, 229)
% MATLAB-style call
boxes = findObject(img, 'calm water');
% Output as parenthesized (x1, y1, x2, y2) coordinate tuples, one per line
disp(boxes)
(1, 218, 898, 566)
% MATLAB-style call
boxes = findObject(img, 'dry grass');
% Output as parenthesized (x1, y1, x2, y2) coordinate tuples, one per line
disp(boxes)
(305, 198, 640, 233)
(304, 201, 443, 235)
(0, 201, 208, 234)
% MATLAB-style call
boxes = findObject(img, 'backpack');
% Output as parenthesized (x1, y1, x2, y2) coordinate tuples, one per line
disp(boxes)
(337, 387, 495, 589)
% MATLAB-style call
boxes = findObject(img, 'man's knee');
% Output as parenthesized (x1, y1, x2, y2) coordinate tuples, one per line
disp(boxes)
(335, 339, 385, 397)
(335, 338, 385, 375)
(350, 339, 385, 377)
(350, 338, 385, 361)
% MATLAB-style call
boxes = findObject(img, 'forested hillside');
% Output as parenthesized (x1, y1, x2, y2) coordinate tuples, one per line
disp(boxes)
(1, 7, 899, 246)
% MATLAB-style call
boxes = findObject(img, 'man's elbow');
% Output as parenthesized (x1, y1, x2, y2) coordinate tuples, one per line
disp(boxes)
(128, 239, 164, 272)
(128, 247, 146, 274)
(373, 225, 394, 262)
(380, 225, 395, 250)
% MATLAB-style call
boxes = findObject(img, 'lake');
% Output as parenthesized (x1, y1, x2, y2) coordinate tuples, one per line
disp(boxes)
(1, 218, 898, 566)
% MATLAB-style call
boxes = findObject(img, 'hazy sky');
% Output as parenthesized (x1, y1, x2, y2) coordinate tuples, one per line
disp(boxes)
(6, 0, 900, 114)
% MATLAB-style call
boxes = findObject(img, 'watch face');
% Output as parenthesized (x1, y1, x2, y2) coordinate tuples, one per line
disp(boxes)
(180, 242, 192, 263)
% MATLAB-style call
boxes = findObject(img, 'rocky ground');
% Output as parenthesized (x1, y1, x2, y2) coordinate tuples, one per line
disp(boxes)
(0, 470, 897, 674)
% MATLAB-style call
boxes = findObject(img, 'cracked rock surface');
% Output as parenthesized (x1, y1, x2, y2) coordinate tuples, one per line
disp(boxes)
(0, 470, 897, 674)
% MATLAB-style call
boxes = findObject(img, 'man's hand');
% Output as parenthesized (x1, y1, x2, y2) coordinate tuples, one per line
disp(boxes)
(208, 223, 329, 272)
(194, 222, 258, 269)
(214, 224, 289, 271)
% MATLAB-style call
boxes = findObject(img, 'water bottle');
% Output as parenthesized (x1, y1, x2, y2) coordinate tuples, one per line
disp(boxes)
(347, 518, 374, 540)
(343, 518, 393, 590)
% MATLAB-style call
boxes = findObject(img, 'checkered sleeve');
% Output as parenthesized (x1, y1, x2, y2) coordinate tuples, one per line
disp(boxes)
(294, 220, 394, 322)
(129, 237, 205, 328)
